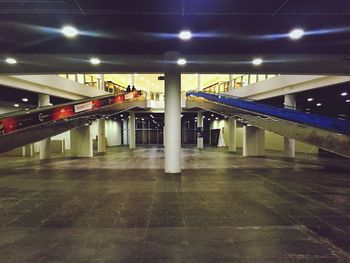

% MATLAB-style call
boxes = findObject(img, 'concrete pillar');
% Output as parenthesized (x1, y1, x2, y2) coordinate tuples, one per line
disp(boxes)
(197, 111, 204, 149)
(129, 112, 136, 149)
(164, 51, 181, 174)
(228, 117, 237, 152)
(284, 94, 296, 158)
(97, 74, 104, 90)
(197, 74, 201, 91)
(38, 94, 51, 160)
(129, 74, 135, 87)
(229, 74, 233, 91)
(70, 125, 93, 157)
(97, 119, 106, 153)
(243, 125, 265, 157)
(24, 144, 34, 157)
(123, 119, 128, 145)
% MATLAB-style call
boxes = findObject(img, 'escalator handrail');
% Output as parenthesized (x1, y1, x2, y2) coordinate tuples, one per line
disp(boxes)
(187, 91, 350, 135)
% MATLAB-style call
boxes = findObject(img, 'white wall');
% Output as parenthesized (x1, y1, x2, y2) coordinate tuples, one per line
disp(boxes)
(210, 121, 318, 154)
(105, 120, 122, 146)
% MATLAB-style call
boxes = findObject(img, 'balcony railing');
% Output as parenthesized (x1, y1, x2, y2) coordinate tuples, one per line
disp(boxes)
(203, 74, 278, 94)
(58, 74, 126, 93)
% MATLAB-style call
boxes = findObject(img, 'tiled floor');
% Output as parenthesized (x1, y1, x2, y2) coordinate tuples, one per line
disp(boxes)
(0, 146, 350, 262)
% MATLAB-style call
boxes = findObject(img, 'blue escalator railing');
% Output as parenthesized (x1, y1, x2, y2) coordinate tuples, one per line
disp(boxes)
(187, 91, 350, 135)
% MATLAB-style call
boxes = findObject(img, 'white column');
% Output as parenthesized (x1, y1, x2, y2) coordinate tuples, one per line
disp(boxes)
(97, 119, 106, 153)
(129, 112, 136, 149)
(38, 94, 51, 160)
(123, 119, 129, 145)
(243, 125, 265, 157)
(284, 94, 296, 158)
(197, 74, 201, 91)
(70, 125, 93, 157)
(129, 74, 135, 87)
(228, 117, 237, 152)
(197, 111, 204, 149)
(164, 51, 181, 174)
(96, 74, 104, 90)
(229, 74, 233, 91)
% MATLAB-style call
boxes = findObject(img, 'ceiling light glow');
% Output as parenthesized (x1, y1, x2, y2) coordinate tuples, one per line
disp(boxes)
(307, 98, 314, 102)
(252, 58, 263, 66)
(22, 98, 28, 102)
(62, 26, 78, 38)
(6, 57, 17, 64)
(341, 92, 348, 96)
(316, 103, 322, 107)
(14, 104, 19, 107)
(179, 30, 192, 40)
(90, 58, 101, 65)
(289, 28, 304, 40)
(177, 58, 187, 66)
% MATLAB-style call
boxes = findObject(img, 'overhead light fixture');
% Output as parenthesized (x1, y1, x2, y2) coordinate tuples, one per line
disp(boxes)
(90, 58, 101, 65)
(22, 98, 28, 102)
(252, 58, 263, 66)
(5, 57, 17, 64)
(62, 25, 78, 38)
(215, 117, 219, 120)
(179, 30, 192, 40)
(346, 99, 350, 103)
(14, 104, 19, 107)
(316, 103, 322, 107)
(307, 98, 314, 102)
(289, 28, 304, 40)
(341, 92, 348, 96)
(177, 58, 187, 66)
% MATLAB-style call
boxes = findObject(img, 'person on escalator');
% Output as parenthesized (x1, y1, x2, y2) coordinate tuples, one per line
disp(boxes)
(126, 85, 131, 93)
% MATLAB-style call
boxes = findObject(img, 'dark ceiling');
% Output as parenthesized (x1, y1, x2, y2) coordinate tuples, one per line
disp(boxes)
(261, 82, 350, 120)
(1, 0, 350, 55)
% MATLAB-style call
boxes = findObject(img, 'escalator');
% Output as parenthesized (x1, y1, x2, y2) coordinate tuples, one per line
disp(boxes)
(186, 91, 350, 158)
(0, 91, 147, 153)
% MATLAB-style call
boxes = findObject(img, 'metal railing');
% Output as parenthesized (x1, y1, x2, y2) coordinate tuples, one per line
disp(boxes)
(58, 74, 127, 93)
(203, 74, 278, 94)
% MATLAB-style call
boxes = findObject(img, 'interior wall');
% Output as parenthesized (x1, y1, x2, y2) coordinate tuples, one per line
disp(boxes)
(211, 122, 318, 154)
(105, 120, 122, 146)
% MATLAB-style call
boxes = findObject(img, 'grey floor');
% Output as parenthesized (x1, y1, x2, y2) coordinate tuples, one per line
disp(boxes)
(1, 146, 350, 262)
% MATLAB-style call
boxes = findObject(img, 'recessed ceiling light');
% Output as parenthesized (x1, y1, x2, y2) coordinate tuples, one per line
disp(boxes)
(346, 99, 350, 103)
(6, 57, 17, 64)
(177, 58, 187, 66)
(90, 58, 101, 65)
(215, 117, 219, 120)
(62, 26, 78, 38)
(252, 58, 263, 66)
(14, 104, 19, 107)
(307, 98, 314, 102)
(289, 28, 304, 40)
(316, 103, 322, 107)
(22, 98, 28, 102)
(341, 92, 348, 96)
(179, 30, 192, 40)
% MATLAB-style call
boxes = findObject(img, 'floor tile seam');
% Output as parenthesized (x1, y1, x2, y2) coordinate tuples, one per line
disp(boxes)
(259, 185, 347, 234)
(139, 180, 158, 263)
(297, 225, 350, 259)
(256, 174, 350, 224)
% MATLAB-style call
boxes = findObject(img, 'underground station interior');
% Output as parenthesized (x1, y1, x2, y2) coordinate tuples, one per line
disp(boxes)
(1, 1, 350, 262)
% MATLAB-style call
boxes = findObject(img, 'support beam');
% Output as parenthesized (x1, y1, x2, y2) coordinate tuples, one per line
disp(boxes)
(123, 119, 128, 145)
(70, 125, 93, 157)
(129, 112, 136, 149)
(228, 118, 237, 152)
(284, 94, 296, 158)
(97, 119, 106, 153)
(38, 94, 51, 160)
(243, 125, 265, 157)
(197, 112, 204, 149)
(164, 51, 181, 174)
(197, 73, 201, 91)
(229, 74, 233, 91)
